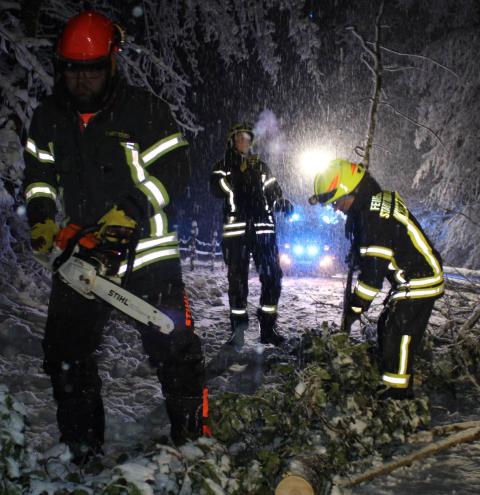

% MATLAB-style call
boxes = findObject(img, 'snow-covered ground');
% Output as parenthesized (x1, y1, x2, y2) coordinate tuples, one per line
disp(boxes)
(1, 259, 479, 493)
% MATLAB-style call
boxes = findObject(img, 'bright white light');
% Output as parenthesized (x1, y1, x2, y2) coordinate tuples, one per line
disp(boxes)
(289, 213, 300, 222)
(320, 255, 334, 267)
(280, 253, 292, 266)
(322, 215, 331, 224)
(323, 245, 330, 251)
(299, 148, 335, 177)
(293, 245, 304, 255)
(307, 245, 319, 256)
(284, 243, 290, 249)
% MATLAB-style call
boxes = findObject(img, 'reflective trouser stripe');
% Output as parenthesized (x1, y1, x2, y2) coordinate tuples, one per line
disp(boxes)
(260, 305, 277, 314)
(231, 308, 247, 315)
(382, 372, 410, 388)
(25, 182, 57, 202)
(399, 335, 411, 375)
(223, 230, 245, 237)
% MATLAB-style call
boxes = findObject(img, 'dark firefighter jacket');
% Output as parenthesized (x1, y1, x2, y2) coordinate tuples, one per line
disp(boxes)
(348, 190, 444, 313)
(23, 78, 190, 275)
(210, 148, 283, 238)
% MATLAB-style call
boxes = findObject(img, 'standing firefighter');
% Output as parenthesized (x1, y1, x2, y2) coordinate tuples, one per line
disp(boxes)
(210, 123, 294, 347)
(309, 159, 444, 399)
(23, 11, 204, 460)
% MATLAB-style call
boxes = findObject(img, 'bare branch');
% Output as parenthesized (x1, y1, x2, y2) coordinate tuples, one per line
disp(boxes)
(379, 100, 445, 148)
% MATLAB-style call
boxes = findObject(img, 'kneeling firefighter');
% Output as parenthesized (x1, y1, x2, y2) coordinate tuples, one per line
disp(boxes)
(210, 123, 294, 347)
(309, 159, 444, 399)
(23, 11, 204, 460)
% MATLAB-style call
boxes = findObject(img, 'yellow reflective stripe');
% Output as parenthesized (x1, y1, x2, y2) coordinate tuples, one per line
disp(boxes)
(25, 182, 57, 202)
(393, 194, 442, 278)
(399, 335, 411, 375)
(264, 177, 277, 187)
(136, 233, 178, 252)
(122, 142, 146, 184)
(26, 138, 55, 163)
(149, 212, 169, 237)
(359, 245, 394, 260)
(224, 222, 246, 230)
(354, 280, 380, 301)
(223, 230, 245, 237)
(220, 177, 236, 213)
(351, 306, 363, 314)
(231, 308, 247, 315)
(141, 132, 188, 167)
(404, 274, 444, 288)
(382, 372, 410, 388)
(392, 283, 444, 300)
(118, 246, 180, 275)
(138, 177, 169, 212)
(260, 305, 277, 314)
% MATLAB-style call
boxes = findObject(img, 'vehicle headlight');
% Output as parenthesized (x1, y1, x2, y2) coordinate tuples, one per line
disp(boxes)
(280, 253, 292, 266)
(293, 245, 304, 255)
(320, 255, 333, 267)
(307, 245, 319, 256)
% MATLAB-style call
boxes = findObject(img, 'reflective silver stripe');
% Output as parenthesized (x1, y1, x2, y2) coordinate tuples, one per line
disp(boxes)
(212, 170, 227, 176)
(220, 178, 236, 213)
(399, 335, 411, 375)
(264, 177, 277, 187)
(402, 274, 444, 288)
(118, 247, 180, 274)
(231, 308, 247, 315)
(360, 246, 393, 259)
(392, 284, 444, 300)
(26, 138, 55, 163)
(256, 229, 275, 235)
(260, 305, 277, 314)
(150, 212, 168, 236)
(138, 178, 169, 212)
(141, 133, 188, 166)
(223, 230, 245, 237)
(224, 222, 247, 229)
(136, 234, 178, 252)
(382, 373, 409, 386)
(25, 183, 57, 202)
(122, 142, 146, 183)
(254, 223, 274, 228)
(354, 281, 379, 300)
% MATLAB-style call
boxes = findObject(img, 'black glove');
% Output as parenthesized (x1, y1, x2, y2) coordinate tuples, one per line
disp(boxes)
(275, 198, 294, 217)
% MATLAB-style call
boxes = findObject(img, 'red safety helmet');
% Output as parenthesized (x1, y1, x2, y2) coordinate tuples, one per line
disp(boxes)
(56, 11, 122, 63)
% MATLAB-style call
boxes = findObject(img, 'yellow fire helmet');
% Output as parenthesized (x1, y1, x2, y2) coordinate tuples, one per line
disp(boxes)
(309, 158, 366, 205)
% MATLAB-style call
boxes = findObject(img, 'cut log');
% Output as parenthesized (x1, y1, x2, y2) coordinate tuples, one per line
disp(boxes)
(275, 475, 315, 495)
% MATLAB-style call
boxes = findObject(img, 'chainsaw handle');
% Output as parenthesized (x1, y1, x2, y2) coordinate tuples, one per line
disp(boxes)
(52, 225, 99, 272)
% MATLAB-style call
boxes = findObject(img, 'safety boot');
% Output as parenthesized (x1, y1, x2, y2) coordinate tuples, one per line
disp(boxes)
(257, 309, 285, 346)
(165, 395, 203, 445)
(226, 313, 248, 348)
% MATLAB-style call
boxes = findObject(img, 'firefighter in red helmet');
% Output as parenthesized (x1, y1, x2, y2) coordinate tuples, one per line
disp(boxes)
(23, 12, 204, 462)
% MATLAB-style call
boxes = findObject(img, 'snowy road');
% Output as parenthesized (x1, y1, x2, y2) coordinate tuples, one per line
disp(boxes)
(1, 261, 479, 493)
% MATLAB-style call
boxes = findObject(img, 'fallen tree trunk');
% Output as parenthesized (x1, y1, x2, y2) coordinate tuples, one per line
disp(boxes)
(337, 425, 480, 488)
(408, 420, 480, 443)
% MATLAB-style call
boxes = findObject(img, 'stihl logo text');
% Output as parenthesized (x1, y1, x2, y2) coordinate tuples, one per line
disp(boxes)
(108, 289, 129, 306)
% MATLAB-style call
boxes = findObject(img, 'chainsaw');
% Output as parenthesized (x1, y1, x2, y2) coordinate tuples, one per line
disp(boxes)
(34, 224, 174, 334)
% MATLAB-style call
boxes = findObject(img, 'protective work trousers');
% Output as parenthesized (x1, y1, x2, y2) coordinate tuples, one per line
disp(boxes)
(42, 258, 204, 449)
(377, 298, 435, 396)
(222, 229, 282, 317)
